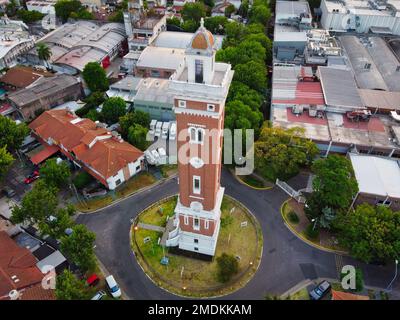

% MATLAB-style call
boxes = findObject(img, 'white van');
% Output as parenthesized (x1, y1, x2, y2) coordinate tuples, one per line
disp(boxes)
(161, 122, 170, 139)
(169, 122, 176, 140)
(157, 147, 167, 165)
(149, 119, 157, 134)
(155, 121, 162, 137)
(105, 275, 121, 298)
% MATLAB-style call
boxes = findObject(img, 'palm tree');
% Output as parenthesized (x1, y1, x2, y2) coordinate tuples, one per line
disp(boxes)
(36, 43, 52, 69)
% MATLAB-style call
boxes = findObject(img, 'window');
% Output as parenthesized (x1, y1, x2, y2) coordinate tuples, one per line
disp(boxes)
(195, 59, 204, 83)
(189, 127, 204, 144)
(115, 179, 122, 186)
(193, 218, 200, 230)
(150, 70, 160, 77)
(194, 247, 199, 251)
(178, 100, 186, 108)
(184, 215, 189, 225)
(193, 176, 201, 194)
(194, 239, 198, 244)
(207, 104, 215, 112)
(136, 165, 141, 171)
(204, 220, 209, 230)
(377, 199, 391, 206)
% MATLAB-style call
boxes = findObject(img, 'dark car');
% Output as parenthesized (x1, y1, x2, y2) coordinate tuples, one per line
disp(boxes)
(309, 281, 331, 300)
(24, 170, 40, 184)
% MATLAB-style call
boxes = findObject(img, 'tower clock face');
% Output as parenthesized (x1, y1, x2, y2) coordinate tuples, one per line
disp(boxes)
(189, 157, 205, 169)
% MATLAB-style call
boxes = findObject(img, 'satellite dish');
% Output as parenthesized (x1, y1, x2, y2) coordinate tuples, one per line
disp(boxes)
(9, 290, 19, 300)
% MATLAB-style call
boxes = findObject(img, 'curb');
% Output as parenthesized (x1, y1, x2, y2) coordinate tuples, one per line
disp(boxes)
(280, 198, 348, 255)
(130, 194, 264, 299)
(230, 169, 274, 191)
(76, 173, 177, 215)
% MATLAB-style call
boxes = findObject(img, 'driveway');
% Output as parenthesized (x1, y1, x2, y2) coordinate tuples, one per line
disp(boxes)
(76, 169, 400, 299)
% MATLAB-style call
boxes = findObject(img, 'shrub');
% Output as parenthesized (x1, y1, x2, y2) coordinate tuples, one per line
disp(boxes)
(341, 268, 364, 292)
(288, 211, 299, 224)
(220, 215, 233, 228)
(73, 171, 94, 189)
(305, 224, 319, 240)
(216, 253, 239, 283)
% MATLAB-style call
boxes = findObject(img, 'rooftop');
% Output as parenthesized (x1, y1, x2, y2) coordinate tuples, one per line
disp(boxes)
(349, 152, 400, 198)
(136, 46, 185, 71)
(275, 1, 311, 20)
(318, 66, 363, 109)
(29, 109, 144, 180)
(7, 75, 80, 108)
(0, 65, 53, 89)
(134, 77, 174, 105)
(152, 31, 224, 50)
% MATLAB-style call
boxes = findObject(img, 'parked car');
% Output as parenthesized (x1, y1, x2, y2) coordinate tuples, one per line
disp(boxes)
(161, 122, 170, 139)
(24, 170, 40, 184)
(157, 147, 167, 165)
(2, 186, 16, 198)
(151, 149, 160, 165)
(309, 280, 331, 300)
(149, 119, 157, 135)
(91, 290, 107, 300)
(169, 122, 176, 140)
(144, 150, 156, 165)
(155, 121, 162, 137)
(105, 275, 121, 298)
(86, 274, 100, 287)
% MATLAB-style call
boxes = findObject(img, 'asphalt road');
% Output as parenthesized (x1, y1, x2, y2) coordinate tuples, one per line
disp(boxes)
(76, 169, 399, 299)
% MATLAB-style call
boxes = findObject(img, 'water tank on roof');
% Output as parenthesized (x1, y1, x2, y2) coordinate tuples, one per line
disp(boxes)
(9, 290, 20, 300)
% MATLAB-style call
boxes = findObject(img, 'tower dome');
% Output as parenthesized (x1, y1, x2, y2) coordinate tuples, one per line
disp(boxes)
(189, 18, 215, 51)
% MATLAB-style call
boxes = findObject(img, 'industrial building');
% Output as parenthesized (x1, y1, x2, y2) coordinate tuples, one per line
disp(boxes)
(320, 0, 400, 35)
(26, 21, 126, 73)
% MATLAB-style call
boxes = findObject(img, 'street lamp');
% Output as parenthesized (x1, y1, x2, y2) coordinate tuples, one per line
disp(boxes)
(311, 218, 318, 231)
(386, 259, 399, 292)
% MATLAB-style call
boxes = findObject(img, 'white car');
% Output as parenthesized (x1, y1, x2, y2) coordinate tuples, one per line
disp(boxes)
(144, 150, 156, 165)
(149, 119, 157, 135)
(169, 122, 176, 140)
(105, 275, 121, 298)
(161, 122, 170, 139)
(157, 147, 167, 165)
(151, 149, 160, 165)
(155, 121, 162, 137)
(91, 290, 106, 300)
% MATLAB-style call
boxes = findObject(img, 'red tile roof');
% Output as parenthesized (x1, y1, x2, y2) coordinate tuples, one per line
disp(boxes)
(29, 109, 144, 180)
(331, 290, 369, 300)
(0, 231, 44, 299)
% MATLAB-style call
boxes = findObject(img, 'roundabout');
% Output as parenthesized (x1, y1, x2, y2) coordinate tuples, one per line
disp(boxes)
(131, 195, 263, 298)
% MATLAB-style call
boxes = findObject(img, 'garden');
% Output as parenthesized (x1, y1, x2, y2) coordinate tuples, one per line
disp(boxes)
(131, 195, 263, 297)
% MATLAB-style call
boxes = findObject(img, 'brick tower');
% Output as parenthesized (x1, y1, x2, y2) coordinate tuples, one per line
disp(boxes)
(164, 19, 234, 257)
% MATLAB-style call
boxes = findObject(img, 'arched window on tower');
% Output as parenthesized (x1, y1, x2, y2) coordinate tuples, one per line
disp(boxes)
(195, 59, 204, 83)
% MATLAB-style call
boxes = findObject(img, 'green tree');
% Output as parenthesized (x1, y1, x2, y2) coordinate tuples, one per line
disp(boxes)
(216, 40, 266, 67)
(108, 9, 124, 22)
(82, 62, 109, 93)
(0, 145, 14, 179)
(36, 43, 52, 69)
(224, 4, 236, 17)
(334, 204, 400, 263)
(6, 0, 17, 16)
(181, 2, 206, 23)
(167, 16, 182, 30)
(181, 19, 199, 33)
(119, 110, 150, 136)
(61, 224, 97, 272)
(227, 81, 263, 111)
(244, 23, 265, 35)
(85, 109, 101, 121)
(306, 155, 358, 218)
(56, 270, 88, 300)
(216, 253, 239, 283)
(70, 8, 94, 20)
(40, 158, 71, 188)
(233, 61, 267, 93)
(0, 115, 30, 152)
(11, 180, 58, 229)
(254, 124, 319, 181)
(238, 0, 249, 18)
(41, 205, 75, 239)
(243, 33, 272, 62)
(101, 97, 126, 124)
(16, 10, 45, 23)
(204, 16, 228, 34)
(201, 0, 215, 8)
(54, 0, 82, 22)
(249, 4, 271, 26)
(224, 21, 246, 47)
(127, 124, 149, 151)
(225, 100, 263, 135)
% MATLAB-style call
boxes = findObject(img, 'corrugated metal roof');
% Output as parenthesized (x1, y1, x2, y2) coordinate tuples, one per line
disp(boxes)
(318, 66, 363, 109)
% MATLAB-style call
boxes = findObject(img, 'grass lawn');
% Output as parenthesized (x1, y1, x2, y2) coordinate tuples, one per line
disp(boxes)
(132, 196, 263, 297)
(76, 196, 114, 213)
(238, 174, 266, 188)
(160, 164, 178, 178)
(116, 172, 156, 198)
(289, 288, 310, 300)
(139, 196, 177, 227)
